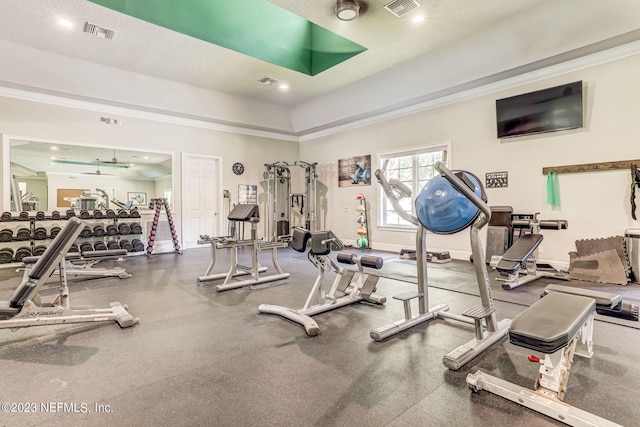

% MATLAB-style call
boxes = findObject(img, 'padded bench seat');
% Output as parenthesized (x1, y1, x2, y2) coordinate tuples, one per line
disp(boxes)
(496, 234, 543, 275)
(543, 284, 621, 309)
(509, 292, 595, 354)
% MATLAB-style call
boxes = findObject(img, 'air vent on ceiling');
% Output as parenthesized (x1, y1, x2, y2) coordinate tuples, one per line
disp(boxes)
(257, 77, 279, 86)
(384, 0, 420, 17)
(84, 22, 117, 40)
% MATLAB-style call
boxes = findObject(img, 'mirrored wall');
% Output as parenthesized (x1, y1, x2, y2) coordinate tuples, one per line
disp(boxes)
(7, 138, 173, 213)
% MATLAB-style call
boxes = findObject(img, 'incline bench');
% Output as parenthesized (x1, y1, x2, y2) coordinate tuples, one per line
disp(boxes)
(467, 292, 621, 426)
(0, 217, 138, 330)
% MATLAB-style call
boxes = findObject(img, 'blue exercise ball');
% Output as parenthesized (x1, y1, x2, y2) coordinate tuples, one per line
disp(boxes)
(415, 171, 485, 234)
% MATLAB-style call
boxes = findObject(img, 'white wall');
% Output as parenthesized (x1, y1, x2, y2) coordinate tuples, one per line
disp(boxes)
(300, 53, 640, 265)
(0, 96, 299, 240)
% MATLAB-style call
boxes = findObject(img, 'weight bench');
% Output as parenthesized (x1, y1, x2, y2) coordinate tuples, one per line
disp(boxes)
(258, 228, 385, 336)
(542, 283, 638, 321)
(197, 204, 289, 291)
(467, 292, 621, 426)
(495, 231, 569, 290)
(22, 249, 132, 280)
(0, 217, 139, 330)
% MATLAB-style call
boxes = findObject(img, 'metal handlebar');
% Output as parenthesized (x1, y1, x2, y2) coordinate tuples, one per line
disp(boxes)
(435, 161, 491, 223)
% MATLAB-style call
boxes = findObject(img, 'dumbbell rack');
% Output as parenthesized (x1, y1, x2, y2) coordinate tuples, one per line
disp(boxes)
(146, 198, 181, 255)
(0, 209, 146, 266)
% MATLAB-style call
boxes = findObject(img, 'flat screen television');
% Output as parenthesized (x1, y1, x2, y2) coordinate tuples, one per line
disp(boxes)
(496, 81, 583, 138)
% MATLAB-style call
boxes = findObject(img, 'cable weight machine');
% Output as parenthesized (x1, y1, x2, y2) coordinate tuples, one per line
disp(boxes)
(263, 161, 318, 242)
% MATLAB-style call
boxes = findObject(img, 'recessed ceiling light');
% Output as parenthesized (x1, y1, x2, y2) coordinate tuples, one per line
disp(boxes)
(51, 146, 59, 151)
(412, 15, 425, 24)
(57, 19, 73, 28)
(279, 83, 290, 91)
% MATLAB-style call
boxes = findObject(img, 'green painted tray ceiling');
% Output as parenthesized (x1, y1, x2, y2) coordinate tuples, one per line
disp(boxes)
(88, 0, 367, 76)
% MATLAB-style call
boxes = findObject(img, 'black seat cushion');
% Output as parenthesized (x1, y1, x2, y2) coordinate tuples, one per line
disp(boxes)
(509, 292, 595, 354)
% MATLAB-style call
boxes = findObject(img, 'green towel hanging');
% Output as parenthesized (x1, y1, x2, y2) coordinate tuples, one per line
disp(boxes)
(547, 170, 560, 206)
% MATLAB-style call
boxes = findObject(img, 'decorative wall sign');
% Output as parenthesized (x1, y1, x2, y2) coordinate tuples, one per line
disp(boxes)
(486, 171, 508, 188)
(232, 162, 245, 175)
(238, 184, 258, 204)
(338, 154, 372, 187)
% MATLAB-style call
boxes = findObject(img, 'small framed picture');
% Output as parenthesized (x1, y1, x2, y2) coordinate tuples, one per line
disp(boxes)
(127, 192, 147, 206)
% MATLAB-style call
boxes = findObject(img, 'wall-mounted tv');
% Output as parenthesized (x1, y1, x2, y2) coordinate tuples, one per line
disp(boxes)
(496, 81, 583, 138)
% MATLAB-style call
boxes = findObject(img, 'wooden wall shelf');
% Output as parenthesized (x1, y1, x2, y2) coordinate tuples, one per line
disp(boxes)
(542, 159, 640, 175)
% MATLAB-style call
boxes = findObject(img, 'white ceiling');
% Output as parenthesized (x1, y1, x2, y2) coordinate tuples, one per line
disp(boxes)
(1, 0, 640, 136)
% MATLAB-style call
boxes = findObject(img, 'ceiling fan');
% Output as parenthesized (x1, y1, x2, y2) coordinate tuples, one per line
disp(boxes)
(82, 159, 113, 176)
(100, 149, 131, 166)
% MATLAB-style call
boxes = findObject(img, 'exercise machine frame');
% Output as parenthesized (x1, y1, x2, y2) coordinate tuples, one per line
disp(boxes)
(0, 217, 139, 330)
(258, 228, 385, 336)
(370, 160, 510, 371)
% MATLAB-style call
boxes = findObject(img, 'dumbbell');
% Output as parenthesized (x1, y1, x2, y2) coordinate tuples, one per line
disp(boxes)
(50, 225, 61, 239)
(18, 211, 30, 221)
(66, 209, 76, 219)
(35, 211, 46, 221)
(120, 239, 134, 252)
(129, 208, 141, 218)
(106, 224, 118, 236)
(107, 240, 120, 250)
(51, 210, 61, 220)
(33, 227, 48, 240)
(80, 226, 93, 238)
(79, 242, 94, 253)
(93, 241, 108, 251)
(118, 209, 130, 218)
(15, 228, 31, 240)
(0, 228, 13, 242)
(131, 238, 145, 252)
(32, 245, 47, 256)
(106, 209, 116, 219)
(14, 246, 32, 262)
(118, 223, 131, 235)
(0, 247, 14, 264)
(69, 244, 80, 253)
(79, 209, 91, 219)
(1, 211, 12, 221)
(93, 210, 104, 219)
(130, 222, 143, 234)
(93, 224, 106, 237)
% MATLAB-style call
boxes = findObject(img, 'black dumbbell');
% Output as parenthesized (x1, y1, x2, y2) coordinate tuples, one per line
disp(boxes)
(106, 209, 116, 219)
(51, 210, 61, 220)
(1, 212, 12, 221)
(0, 228, 13, 242)
(93, 224, 105, 237)
(118, 209, 130, 218)
(50, 225, 61, 239)
(106, 224, 118, 236)
(14, 246, 32, 262)
(33, 227, 47, 240)
(18, 211, 29, 221)
(80, 226, 93, 238)
(130, 222, 143, 234)
(93, 210, 103, 219)
(107, 240, 120, 250)
(69, 244, 80, 253)
(16, 228, 31, 240)
(79, 242, 94, 253)
(66, 209, 76, 219)
(79, 209, 91, 219)
(118, 223, 131, 235)
(35, 211, 46, 221)
(129, 208, 141, 218)
(94, 241, 108, 251)
(32, 245, 47, 256)
(131, 239, 145, 252)
(0, 247, 14, 264)
(120, 239, 134, 252)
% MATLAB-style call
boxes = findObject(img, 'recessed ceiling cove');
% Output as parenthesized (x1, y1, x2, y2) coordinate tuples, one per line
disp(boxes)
(88, 0, 367, 76)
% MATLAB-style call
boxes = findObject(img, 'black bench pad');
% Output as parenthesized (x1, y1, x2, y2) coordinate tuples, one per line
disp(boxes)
(543, 284, 621, 309)
(509, 292, 595, 354)
(496, 234, 543, 274)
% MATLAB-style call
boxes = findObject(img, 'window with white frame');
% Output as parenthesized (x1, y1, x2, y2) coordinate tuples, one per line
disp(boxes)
(378, 142, 449, 228)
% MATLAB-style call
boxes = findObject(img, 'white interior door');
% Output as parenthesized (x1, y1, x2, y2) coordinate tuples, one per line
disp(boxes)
(182, 154, 219, 249)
